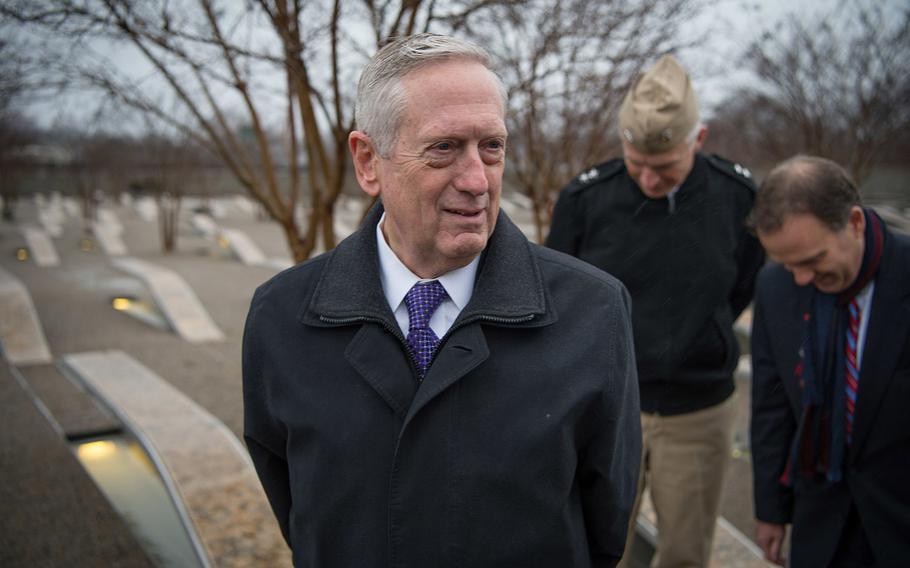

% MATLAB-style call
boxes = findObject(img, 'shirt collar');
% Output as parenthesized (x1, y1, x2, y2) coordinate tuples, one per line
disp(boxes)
(375, 213, 479, 312)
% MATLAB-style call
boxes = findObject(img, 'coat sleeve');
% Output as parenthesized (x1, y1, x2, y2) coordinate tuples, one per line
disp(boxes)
(749, 272, 796, 524)
(242, 287, 293, 545)
(545, 186, 583, 255)
(729, 228, 764, 320)
(580, 285, 642, 568)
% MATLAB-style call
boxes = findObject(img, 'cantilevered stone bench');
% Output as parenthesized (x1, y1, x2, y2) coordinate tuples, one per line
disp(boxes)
(217, 228, 266, 266)
(20, 225, 60, 267)
(231, 195, 256, 217)
(0, 265, 52, 365)
(188, 211, 273, 268)
(135, 198, 158, 222)
(97, 208, 124, 235)
(37, 206, 64, 238)
(62, 350, 291, 568)
(93, 220, 128, 256)
(62, 197, 81, 219)
(191, 213, 218, 238)
(0, 360, 156, 568)
(112, 257, 224, 343)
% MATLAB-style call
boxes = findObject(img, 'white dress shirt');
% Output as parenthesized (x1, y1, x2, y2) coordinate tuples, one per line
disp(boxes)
(375, 214, 479, 339)
(854, 282, 874, 369)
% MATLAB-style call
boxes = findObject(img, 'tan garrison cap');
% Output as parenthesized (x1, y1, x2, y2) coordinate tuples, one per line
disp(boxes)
(618, 55, 699, 154)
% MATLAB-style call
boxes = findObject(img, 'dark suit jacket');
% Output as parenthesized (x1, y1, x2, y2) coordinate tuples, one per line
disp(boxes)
(750, 225, 910, 567)
(243, 205, 642, 567)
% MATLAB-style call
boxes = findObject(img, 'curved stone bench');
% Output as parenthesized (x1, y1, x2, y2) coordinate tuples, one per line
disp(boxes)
(0, 266, 52, 365)
(62, 350, 291, 568)
(20, 225, 60, 267)
(112, 258, 224, 343)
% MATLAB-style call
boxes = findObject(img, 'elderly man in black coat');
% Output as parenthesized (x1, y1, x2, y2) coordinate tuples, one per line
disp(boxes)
(750, 155, 910, 567)
(242, 34, 641, 567)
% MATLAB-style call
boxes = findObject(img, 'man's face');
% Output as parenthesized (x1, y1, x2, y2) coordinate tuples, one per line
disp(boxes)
(621, 130, 703, 199)
(758, 207, 866, 294)
(352, 60, 506, 278)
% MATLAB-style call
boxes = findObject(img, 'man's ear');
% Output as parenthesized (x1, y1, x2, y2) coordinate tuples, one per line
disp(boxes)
(848, 205, 865, 237)
(349, 131, 381, 198)
(692, 125, 708, 152)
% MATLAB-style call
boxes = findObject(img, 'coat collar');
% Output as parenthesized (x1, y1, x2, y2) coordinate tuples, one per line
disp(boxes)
(300, 203, 551, 330)
(850, 226, 910, 457)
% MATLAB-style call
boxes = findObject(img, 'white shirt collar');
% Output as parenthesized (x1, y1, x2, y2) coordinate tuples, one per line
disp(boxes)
(375, 213, 479, 313)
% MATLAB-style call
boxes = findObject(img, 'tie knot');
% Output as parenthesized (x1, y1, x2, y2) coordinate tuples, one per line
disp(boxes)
(404, 280, 448, 331)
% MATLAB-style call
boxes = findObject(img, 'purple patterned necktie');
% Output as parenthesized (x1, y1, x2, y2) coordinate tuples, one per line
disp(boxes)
(404, 280, 448, 379)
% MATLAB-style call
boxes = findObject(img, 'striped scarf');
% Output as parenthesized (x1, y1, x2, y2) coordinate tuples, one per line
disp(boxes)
(781, 208, 884, 486)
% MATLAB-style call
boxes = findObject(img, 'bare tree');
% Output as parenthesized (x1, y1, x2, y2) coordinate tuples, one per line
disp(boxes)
(713, 2, 910, 184)
(0, 36, 42, 220)
(2, 0, 521, 262)
(460, 0, 705, 242)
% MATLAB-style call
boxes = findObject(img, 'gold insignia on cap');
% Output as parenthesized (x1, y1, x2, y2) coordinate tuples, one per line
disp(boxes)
(618, 54, 699, 154)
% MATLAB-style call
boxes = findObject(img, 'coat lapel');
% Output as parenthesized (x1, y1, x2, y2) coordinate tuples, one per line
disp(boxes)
(398, 211, 551, 425)
(403, 323, 490, 428)
(301, 203, 552, 423)
(301, 205, 416, 417)
(851, 233, 910, 458)
(344, 323, 418, 419)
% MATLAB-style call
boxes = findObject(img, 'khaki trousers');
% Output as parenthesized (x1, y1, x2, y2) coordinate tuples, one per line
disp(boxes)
(618, 394, 737, 568)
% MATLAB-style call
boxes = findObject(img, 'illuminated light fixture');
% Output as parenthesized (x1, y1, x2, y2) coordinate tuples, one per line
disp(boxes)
(16, 248, 29, 261)
(109, 295, 168, 330)
(77, 440, 117, 461)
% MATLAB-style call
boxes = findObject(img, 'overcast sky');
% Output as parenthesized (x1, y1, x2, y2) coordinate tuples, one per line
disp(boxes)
(13, 0, 899, 130)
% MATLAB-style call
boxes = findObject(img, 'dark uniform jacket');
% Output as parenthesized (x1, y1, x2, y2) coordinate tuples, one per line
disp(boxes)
(750, 225, 910, 567)
(243, 205, 642, 568)
(547, 153, 764, 414)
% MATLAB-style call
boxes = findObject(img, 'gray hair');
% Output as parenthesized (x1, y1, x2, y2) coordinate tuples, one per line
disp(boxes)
(354, 33, 507, 157)
(748, 155, 861, 234)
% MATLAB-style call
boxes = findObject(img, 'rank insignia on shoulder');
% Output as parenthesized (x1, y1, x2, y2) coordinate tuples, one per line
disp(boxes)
(733, 163, 752, 179)
(578, 167, 599, 184)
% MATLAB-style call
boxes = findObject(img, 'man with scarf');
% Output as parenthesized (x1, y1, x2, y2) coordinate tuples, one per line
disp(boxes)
(749, 155, 910, 567)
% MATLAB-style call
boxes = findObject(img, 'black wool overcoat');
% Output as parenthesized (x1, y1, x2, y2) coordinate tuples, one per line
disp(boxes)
(243, 206, 642, 568)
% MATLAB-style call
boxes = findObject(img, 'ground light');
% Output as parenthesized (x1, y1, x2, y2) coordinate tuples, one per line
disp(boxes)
(110, 295, 169, 330)
(72, 435, 206, 568)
